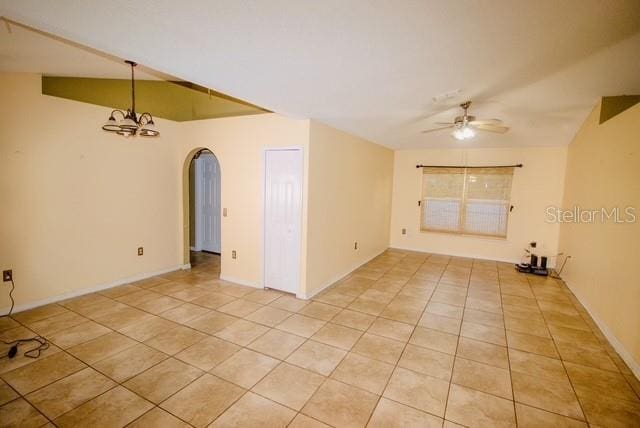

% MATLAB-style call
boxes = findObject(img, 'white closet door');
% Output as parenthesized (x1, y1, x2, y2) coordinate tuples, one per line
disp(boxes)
(264, 149, 303, 294)
(199, 154, 221, 253)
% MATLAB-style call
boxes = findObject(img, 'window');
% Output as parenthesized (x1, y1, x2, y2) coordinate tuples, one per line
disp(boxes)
(420, 167, 514, 237)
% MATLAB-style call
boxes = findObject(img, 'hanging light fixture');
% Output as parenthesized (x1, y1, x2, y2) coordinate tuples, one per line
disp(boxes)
(102, 60, 159, 137)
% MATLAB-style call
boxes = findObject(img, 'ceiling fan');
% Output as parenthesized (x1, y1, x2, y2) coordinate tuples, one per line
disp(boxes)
(421, 101, 509, 140)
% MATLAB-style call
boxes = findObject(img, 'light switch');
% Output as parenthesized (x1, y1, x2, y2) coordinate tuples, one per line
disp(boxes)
(223, 208, 228, 217)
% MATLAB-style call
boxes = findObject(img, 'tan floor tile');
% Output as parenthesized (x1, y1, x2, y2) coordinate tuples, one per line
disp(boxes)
(286, 340, 346, 376)
(176, 336, 240, 371)
(311, 323, 362, 350)
(383, 367, 449, 416)
(368, 397, 443, 428)
(410, 326, 458, 355)
(380, 305, 424, 324)
(0, 398, 48, 428)
(288, 413, 332, 427)
(217, 299, 263, 317)
(505, 316, 550, 338)
(515, 403, 588, 427)
(253, 362, 325, 410)
(128, 407, 191, 428)
(331, 352, 393, 394)
(11, 304, 68, 325)
(460, 321, 506, 346)
(144, 325, 206, 355)
(214, 319, 269, 346)
(185, 310, 238, 335)
(0, 317, 19, 333)
(509, 348, 568, 382)
(556, 341, 619, 372)
(347, 297, 388, 316)
(72, 299, 127, 319)
(398, 344, 454, 381)
(116, 289, 162, 306)
(511, 371, 584, 420)
(367, 317, 414, 342)
(506, 330, 559, 358)
(445, 384, 516, 427)
(60, 293, 113, 312)
(94, 306, 155, 330)
(418, 311, 462, 334)
(28, 311, 88, 336)
(247, 328, 306, 359)
(565, 361, 638, 402)
(212, 348, 279, 388)
(463, 308, 504, 329)
(161, 374, 244, 427)
(54, 385, 152, 427)
(189, 291, 236, 309)
(118, 316, 178, 341)
(46, 320, 111, 349)
(67, 331, 137, 365)
(548, 324, 601, 348)
(313, 290, 357, 308)
(26, 367, 114, 420)
(276, 314, 326, 338)
(576, 387, 640, 427)
(0, 380, 18, 406)
(299, 302, 342, 321)
(93, 343, 167, 383)
(426, 302, 464, 320)
(244, 306, 292, 327)
(210, 391, 296, 427)
(331, 309, 376, 331)
(100, 284, 142, 299)
(270, 295, 309, 312)
(302, 378, 378, 428)
(160, 302, 211, 323)
(352, 333, 405, 364)
(243, 289, 283, 305)
(2, 351, 85, 395)
(217, 283, 256, 298)
(452, 357, 512, 399)
(124, 357, 203, 403)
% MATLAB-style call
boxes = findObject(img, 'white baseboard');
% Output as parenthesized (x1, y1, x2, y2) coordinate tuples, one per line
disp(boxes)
(2, 264, 190, 315)
(562, 279, 640, 380)
(219, 274, 262, 289)
(299, 249, 386, 300)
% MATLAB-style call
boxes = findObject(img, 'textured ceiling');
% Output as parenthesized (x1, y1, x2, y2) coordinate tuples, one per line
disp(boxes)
(1, 1, 639, 148)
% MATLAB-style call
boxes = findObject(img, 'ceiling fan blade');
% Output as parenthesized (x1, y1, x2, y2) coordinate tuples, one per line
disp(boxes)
(421, 125, 454, 134)
(469, 119, 502, 126)
(473, 124, 509, 134)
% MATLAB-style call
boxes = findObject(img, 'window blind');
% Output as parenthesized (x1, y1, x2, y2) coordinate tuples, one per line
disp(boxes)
(421, 166, 514, 237)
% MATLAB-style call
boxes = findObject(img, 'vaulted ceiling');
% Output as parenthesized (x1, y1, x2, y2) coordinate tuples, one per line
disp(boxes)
(1, 1, 639, 148)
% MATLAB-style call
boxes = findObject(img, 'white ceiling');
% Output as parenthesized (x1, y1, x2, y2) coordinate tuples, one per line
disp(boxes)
(1, 1, 639, 149)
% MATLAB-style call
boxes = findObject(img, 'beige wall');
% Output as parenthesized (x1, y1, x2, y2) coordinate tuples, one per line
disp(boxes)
(559, 102, 640, 372)
(390, 147, 567, 264)
(0, 73, 183, 310)
(182, 114, 310, 289)
(305, 121, 394, 297)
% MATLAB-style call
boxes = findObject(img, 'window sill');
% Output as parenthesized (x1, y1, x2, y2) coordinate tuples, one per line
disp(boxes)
(419, 228, 508, 241)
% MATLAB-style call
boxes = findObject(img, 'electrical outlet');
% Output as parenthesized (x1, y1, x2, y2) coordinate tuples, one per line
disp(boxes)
(3, 270, 12, 282)
(138, 247, 144, 256)
(232, 250, 237, 259)
(354, 242, 358, 250)
(402, 228, 407, 235)
(530, 242, 537, 249)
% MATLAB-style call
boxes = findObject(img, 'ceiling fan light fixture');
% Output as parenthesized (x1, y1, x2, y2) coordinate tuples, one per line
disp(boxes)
(452, 126, 475, 141)
(102, 115, 120, 132)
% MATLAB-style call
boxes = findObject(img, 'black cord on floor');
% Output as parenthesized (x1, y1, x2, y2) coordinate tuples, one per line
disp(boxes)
(1, 278, 50, 359)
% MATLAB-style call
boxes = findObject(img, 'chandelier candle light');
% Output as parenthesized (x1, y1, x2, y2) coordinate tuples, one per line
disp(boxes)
(102, 60, 159, 137)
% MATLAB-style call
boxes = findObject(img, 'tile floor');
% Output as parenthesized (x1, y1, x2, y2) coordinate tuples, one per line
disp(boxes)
(1, 250, 639, 427)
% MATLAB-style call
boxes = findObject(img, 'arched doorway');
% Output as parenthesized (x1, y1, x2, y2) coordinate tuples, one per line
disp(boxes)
(182, 148, 222, 276)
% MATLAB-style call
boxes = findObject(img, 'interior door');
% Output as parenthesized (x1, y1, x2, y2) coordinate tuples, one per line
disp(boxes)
(200, 154, 221, 253)
(264, 149, 303, 294)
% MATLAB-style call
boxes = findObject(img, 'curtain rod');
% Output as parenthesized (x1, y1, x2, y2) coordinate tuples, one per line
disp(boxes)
(416, 164, 523, 169)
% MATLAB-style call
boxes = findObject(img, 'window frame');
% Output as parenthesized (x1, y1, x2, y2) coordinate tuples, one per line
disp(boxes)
(419, 166, 513, 238)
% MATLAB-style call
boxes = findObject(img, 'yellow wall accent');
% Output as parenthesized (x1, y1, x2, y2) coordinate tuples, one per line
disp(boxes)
(42, 76, 268, 122)
(305, 121, 394, 297)
(390, 147, 567, 264)
(559, 102, 640, 374)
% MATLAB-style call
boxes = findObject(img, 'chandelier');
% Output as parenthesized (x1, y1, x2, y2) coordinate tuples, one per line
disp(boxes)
(102, 60, 159, 137)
